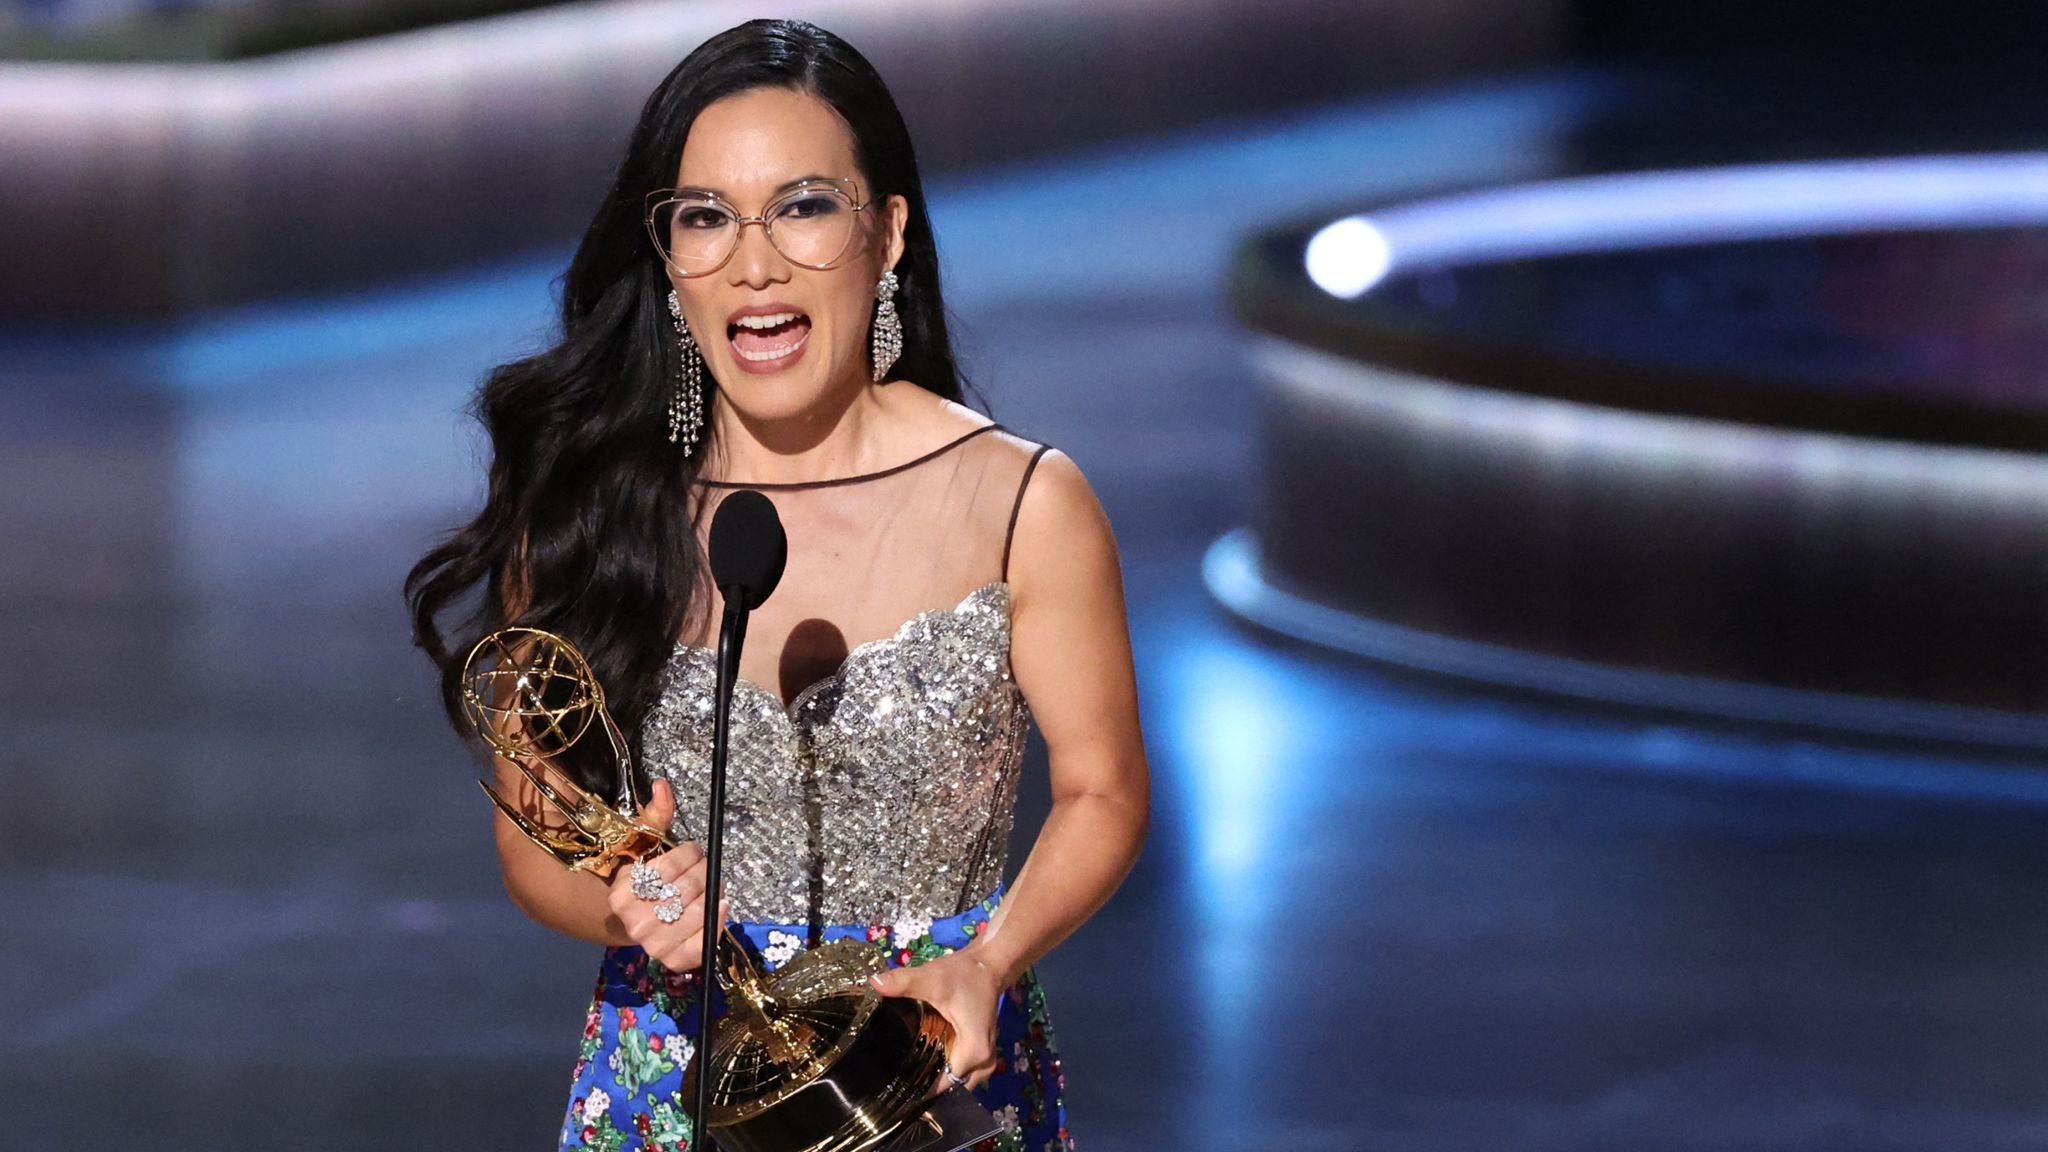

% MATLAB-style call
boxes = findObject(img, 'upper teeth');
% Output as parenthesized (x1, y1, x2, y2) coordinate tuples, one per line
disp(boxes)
(734, 312, 800, 329)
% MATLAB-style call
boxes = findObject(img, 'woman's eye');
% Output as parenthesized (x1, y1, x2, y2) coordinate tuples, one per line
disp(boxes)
(778, 195, 841, 220)
(677, 208, 727, 229)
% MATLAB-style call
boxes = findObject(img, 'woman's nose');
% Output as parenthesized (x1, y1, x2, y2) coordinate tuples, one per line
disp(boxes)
(727, 218, 788, 287)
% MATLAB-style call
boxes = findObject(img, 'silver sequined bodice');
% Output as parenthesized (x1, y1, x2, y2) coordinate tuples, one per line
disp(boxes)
(639, 581, 1030, 929)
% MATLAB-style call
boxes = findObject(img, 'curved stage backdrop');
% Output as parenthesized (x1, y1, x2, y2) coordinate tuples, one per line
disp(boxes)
(0, 0, 1557, 322)
(1218, 156, 2048, 749)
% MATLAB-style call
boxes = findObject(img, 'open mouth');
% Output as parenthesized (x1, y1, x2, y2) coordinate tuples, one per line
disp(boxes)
(728, 310, 813, 363)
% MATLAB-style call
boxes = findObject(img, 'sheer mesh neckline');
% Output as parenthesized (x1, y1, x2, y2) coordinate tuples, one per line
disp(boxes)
(693, 422, 1004, 489)
(673, 421, 1044, 715)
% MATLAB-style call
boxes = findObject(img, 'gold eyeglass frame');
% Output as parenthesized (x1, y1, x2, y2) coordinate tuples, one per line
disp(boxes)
(643, 176, 876, 277)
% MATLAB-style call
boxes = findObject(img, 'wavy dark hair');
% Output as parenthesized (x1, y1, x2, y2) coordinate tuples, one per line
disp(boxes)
(404, 18, 969, 794)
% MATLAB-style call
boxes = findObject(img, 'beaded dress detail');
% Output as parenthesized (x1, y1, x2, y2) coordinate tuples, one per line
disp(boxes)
(642, 579, 1028, 929)
(556, 422, 1076, 1152)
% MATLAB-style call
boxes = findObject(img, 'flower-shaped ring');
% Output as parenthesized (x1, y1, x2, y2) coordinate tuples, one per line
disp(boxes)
(630, 860, 671, 902)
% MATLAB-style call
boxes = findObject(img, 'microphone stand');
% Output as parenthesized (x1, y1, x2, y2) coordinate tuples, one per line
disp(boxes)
(693, 591, 751, 1150)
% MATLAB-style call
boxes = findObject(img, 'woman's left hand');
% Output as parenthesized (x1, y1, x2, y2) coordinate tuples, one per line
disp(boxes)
(867, 947, 1006, 1093)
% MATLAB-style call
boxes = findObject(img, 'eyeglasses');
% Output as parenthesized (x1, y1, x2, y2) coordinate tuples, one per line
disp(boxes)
(644, 177, 875, 277)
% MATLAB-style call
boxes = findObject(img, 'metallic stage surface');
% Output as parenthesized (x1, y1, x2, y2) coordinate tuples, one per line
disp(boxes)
(1227, 159, 2048, 745)
(11, 77, 2048, 1151)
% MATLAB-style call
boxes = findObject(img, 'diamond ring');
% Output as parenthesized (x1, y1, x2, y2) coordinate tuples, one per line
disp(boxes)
(629, 861, 667, 902)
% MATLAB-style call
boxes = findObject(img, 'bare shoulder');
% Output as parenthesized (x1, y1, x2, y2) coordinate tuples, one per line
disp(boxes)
(1012, 445, 1097, 528)
(1005, 445, 1120, 613)
(1001, 443, 1140, 757)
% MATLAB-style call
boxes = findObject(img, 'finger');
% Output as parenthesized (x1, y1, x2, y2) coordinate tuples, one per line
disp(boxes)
(937, 1037, 991, 1090)
(946, 1028, 1001, 1092)
(655, 899, 734, 968)
(641, 776, 677, 832)
(655, 837, 705, 871)
(631, 887, 731, 948)
(948, 1032, 994, 1085)
(925, 1027, 979, 1099)
(867, 965, 920, 1000)
(610, 840, 694, 895)
(667, 869, 724, 914)
(608, 850, 695, 915)
(607, 863, 661, 915)
(644, 853, 710, 912)
(651, 858, 707, 904)
(649, 926, 709, 972)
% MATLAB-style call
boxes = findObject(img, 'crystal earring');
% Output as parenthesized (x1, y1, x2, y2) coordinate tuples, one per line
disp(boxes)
(870, 269, 902, 382)
(666, 289, 705, 452)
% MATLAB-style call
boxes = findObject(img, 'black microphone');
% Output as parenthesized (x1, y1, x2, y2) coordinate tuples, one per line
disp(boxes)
(695, 488, 786, 1144)
(710, 489, 787, 611)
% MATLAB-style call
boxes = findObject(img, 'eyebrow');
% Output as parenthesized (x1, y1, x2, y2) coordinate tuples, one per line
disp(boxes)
(674, 173, 844, 197)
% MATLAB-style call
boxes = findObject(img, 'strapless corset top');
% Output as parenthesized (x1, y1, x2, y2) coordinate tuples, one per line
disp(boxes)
(638, 581, 1031, 931)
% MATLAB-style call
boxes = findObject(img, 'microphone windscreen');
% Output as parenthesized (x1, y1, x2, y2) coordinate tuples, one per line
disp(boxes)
(709, 489, 787, 611)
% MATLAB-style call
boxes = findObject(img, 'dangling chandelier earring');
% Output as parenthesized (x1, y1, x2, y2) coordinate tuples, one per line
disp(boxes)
(870, 269, 902, 382)
(666, 288, 705, 452)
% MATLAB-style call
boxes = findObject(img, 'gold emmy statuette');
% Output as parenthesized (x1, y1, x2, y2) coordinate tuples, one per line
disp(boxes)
(460, 626, 671, 879)
(460, 627, 1000, 1152)
(689, 936, 987, 1152)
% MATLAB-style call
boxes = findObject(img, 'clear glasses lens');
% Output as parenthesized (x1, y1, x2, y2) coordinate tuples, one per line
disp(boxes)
(660, 198, 737, 274)
(768, 187, 858, 266)
(650, 184, 859, 274)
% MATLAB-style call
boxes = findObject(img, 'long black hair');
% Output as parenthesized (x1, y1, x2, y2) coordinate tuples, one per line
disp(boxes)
(404, 18, 968, 792)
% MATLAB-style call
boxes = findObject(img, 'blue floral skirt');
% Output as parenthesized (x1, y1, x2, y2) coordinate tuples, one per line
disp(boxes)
(556, 884, 1074, 1152)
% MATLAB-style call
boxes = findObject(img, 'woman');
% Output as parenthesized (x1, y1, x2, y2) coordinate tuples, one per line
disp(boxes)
(404, 17, 1149, 1152)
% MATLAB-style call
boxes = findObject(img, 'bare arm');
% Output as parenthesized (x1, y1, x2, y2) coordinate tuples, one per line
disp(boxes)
(974, 448, 1151, 986)
(488, 756, 635, 947)
(483, 556, 718, 964)
(856, 448, 1152, 1088)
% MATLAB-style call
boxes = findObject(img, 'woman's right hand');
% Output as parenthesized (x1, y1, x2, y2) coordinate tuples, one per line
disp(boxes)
(605, 778, 728, 970)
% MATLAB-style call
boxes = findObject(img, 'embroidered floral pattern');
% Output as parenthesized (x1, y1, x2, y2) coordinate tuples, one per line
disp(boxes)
(558, 883, 1074, 1152)
(760, 928, 802, 968)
